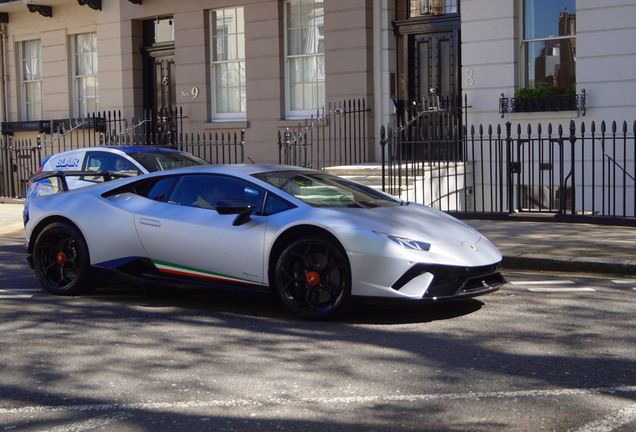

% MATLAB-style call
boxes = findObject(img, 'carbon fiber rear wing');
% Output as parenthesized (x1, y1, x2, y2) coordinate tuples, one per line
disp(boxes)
(28, 170, 123, 192)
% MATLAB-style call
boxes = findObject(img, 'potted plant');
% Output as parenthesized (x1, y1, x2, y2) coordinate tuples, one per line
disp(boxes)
(513, 87, 576, 112)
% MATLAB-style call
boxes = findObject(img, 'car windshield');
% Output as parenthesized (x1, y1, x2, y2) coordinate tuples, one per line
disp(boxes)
(129, 151, 209, 172)
(253, 171, 402, 208)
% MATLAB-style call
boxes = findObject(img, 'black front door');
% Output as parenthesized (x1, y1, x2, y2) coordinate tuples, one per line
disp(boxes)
(142, 17, 177, 143)
(411, 30, 460, 108)
(395, 12, 461, 108)
(394, 15, 463, 161)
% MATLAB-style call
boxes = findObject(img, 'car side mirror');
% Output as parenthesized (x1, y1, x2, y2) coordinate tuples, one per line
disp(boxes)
(215, 200, 255, 226)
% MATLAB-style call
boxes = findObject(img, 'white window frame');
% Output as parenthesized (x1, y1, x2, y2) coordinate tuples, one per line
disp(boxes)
(71, 32, 99, 117)
(284, 0, 325, 119)
(210, 7, 246, 121)
(19, 39, 43, 121)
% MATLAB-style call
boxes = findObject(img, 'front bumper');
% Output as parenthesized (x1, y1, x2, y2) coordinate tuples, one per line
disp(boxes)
(351, 258, 505, 301)
(393, 263, 505, 300)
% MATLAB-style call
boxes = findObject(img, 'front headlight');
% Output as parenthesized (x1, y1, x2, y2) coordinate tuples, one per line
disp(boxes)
(375, 232, 431, 251)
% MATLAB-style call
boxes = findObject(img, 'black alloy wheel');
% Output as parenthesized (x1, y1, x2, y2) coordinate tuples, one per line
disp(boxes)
(274, 237, 351, 319)
(32, 222, 91, 295)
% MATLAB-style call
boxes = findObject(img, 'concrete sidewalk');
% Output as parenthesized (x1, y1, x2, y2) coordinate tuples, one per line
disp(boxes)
(464, 218, 636, 275)
(2, 201, 635, 275)
(0, 200, 25, 238)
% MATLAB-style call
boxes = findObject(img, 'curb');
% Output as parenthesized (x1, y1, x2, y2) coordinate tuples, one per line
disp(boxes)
(0, 198, 25, 205)
(502, 255, 636, 276)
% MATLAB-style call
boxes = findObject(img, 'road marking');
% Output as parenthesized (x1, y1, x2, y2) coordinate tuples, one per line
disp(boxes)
(0, 289, 39, 299)
(527, 287, 596, 293)
(0, 274, 36, 281)
(49, 413, 133, 432)
(509, 280, 575, 285)
(0, 289, 41, 292)
(611, 280, 636, 291)
(0, 386, 634, 415)
(570, 403, 636, 432)
(507, 281, 595, 292)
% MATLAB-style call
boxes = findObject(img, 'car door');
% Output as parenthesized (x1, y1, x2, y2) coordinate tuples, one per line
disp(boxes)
(133, 173, 268, 288)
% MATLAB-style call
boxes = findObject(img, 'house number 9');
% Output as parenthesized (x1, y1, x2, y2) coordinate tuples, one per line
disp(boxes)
(180, 87, 200, 99)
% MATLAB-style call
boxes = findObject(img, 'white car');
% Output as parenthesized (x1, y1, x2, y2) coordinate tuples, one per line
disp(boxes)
(35, 145, 208, 186)
(25, 145, 208, 209)
(25, 164, 505, 319)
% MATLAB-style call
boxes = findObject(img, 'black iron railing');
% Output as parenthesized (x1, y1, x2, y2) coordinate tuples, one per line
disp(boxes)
(464, 120, 635, 223)
(380, 96, 465, 208)
(277, 99, 371, 170)
(379, 97, 635, 224)
(0, 108, 245, 199)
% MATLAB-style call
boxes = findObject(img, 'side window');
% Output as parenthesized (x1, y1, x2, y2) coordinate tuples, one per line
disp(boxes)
(102, 175, 178, 200)
(84, 154, 103, 171)
(144, 177, 179, 201)
(263, 193, 295, 215)
(111, 156, 138, 173)
(167, 174, 265, 210)
(84, 153, 141, 177)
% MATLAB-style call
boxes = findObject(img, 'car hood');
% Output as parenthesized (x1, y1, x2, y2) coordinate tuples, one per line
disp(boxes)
(320, 203, 482, 246)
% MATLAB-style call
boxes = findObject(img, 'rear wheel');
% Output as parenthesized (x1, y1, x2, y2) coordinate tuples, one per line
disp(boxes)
(274, 237, 351, 319)
(32, 222, 91, 295)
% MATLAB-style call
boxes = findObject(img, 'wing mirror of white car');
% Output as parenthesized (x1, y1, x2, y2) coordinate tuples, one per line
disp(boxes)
(215, 200, 255, 226)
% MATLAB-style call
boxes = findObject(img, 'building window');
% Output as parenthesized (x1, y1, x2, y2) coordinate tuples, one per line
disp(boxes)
(210, 7, 246, 120)
(72, 32, 98, 117)
(19, 39, 42, 121)
(154, 16, 175, 43)
(409, 0, 458, 17)
(285, 0, 324, 118)
(521, 0, 575, 92)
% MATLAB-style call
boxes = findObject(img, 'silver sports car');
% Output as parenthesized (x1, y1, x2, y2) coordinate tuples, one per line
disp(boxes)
(24, 164, 505, 319)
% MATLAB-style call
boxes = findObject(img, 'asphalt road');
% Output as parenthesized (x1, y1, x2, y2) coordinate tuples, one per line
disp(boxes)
(1, 231, 635, 432)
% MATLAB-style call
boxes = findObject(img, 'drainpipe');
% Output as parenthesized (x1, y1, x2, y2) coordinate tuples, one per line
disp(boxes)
(0, 22, 7, 126)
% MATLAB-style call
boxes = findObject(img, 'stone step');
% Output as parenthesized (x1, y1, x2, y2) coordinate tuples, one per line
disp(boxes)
(325, 166, 428, 194)
(324, 164, 383, 177)
(338, 175, 383, 185)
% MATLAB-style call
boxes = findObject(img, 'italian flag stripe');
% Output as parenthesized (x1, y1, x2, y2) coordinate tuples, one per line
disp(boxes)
(152, 260, 266, 287)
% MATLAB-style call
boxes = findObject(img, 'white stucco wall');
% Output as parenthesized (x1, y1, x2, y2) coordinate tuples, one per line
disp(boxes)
(461, 0, 636, 132)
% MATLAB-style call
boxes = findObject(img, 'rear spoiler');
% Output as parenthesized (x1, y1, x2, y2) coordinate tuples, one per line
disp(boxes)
(28, 170, 127, 192)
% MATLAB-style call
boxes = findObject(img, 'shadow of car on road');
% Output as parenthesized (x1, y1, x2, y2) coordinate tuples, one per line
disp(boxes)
(81, 283, 487, 325)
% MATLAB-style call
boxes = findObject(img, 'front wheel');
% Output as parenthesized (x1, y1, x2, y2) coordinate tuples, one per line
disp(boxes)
(32, 222, 92, 295)
(274, 237, 351, 319)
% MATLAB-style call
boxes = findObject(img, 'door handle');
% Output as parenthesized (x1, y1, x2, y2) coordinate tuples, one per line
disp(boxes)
(139, 217, 161, 227)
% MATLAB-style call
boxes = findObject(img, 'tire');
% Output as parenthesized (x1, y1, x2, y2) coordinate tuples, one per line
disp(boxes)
(32, 222, 92, 296)
(274, 237, 351, 319)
